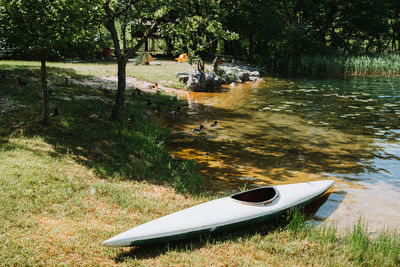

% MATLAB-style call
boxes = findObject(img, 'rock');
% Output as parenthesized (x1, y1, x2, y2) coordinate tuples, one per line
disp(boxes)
(184, 65, 264, 88)
(250, 77, 263, 82)
(205, 71, 215, 81)
(176, 72, 189, 77)
(178, 75, 189, 83)
(205, 72, 215, 88)
(220, 73, 233, 84)
(238, 71, 250, 82)
(213, 76, 222, 86)
(250, 71, 260, 77)
(187, 71, 206, 91)
(176, 72, 190, 83)
(225, 70, 235, 76)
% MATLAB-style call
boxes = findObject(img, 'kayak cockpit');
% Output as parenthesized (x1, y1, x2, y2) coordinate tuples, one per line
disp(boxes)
(231, 187, 278, 206)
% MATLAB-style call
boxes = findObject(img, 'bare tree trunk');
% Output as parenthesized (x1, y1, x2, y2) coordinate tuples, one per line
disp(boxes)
(212, 56, 218, 74)
(144, 38, 149, 52)
(398, 25, 400, 54)
(104, 1, 159, 122)
(392, 21, 396, 51)
(248, 31, 254, 64)
(111, 58, 128, 121)
(40, 57, 49, 124)
(122, 17, 127, 53)
(165, 37, 173, 56)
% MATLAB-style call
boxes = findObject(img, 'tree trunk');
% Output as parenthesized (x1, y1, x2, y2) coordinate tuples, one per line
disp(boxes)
(209, 38, 217, 59)
(111, 58, 128, 121)
(103, 2, 159, 122)
(40, 57, 49, 124)
(165, 37, 173, 56)
(392, 23, 396, 51)
(122, 16, 128, 53)
(144, 38, 149, 52)
(248, 31, 254, 64)
(398, 25, 400, 54)
(122, 26, 127, 53)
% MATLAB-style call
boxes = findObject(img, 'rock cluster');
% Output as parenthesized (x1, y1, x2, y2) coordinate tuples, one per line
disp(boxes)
(176, 64, 264, 91)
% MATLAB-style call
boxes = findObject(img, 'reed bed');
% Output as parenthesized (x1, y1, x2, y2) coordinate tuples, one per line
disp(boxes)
(296, 53, 400, 76)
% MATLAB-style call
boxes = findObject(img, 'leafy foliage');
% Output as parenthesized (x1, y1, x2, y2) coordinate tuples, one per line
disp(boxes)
(0, 0, 100, 59)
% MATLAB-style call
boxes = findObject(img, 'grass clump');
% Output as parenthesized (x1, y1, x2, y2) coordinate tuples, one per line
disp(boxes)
(342, 220, 400, 266)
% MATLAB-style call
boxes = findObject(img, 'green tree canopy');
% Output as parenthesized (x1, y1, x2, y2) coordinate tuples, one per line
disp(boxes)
(101, 0, 236, 121)
(0, 0, 100, 123)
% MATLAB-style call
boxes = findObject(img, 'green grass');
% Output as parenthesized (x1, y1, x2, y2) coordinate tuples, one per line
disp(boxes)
(295, 53, 400, 76)
(1, 60, 399, 266)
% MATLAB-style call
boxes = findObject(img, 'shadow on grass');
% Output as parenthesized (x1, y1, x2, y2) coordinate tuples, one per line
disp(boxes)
(0, 62, 205, 194)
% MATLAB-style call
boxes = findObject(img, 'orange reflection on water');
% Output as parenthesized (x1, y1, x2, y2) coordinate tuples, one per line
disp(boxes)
(166, 79, 373, 193)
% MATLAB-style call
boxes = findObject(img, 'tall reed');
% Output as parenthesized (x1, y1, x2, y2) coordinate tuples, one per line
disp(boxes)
(295, 53, 400, 76)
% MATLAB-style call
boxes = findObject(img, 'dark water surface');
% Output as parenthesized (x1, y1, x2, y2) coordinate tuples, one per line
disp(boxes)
(163, 76, 400, 231)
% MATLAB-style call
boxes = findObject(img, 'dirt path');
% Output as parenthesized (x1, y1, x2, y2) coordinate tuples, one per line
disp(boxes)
(71, 76, 190, 98)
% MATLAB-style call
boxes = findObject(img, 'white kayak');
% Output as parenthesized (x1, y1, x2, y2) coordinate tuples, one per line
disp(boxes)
(103, 180, 334, 247)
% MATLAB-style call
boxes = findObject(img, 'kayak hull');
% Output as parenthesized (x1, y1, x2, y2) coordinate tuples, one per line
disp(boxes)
(103, 180, 334, 247)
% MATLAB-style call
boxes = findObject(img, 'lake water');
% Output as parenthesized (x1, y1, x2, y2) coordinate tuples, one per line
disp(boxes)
(164, 76, 400, 232)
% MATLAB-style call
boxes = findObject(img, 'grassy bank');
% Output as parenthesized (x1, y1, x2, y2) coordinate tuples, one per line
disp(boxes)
(0, 59, 198, 88)
(1, 60, 399, 266)
(294, 53, 400, 76)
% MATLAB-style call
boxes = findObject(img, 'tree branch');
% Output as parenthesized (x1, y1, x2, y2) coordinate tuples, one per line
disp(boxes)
(126, 20, 160, 59)
(104, 1, 122, 59)
(114, 0, 136, 18)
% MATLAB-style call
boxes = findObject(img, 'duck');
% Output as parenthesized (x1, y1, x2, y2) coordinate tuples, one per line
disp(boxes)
(102, 88, 113, 94)
(144, 109, 157, 119)
(170, 106, 181, 115)
(147, 82, 158, 89)
(128, 114, 135, 123)
(17, 76, 28, 87)
(89, 113, 99, 119)
(51, 108, 59, 116)
(193, 125, 205, 133)
(210, 120, 218, 127)
(146, 98, 152, 107)
(134, 88, 142, 96)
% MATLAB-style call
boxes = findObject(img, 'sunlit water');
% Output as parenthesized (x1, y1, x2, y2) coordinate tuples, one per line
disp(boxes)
(162, 76, 400, 232)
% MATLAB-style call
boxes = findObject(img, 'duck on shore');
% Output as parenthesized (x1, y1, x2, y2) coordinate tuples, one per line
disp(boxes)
(147, 82, 158, 89)
(146, 98, 152, 107)
(210, 121, 218, 127)
(134, 88, 142, 96)
(50, 108, 59, 116)
(17, 76, 28, 87)
(128, 114, 135, 124)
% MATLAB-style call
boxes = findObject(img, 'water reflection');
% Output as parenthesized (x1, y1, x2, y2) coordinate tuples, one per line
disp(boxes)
(162, 76, 400, 231)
